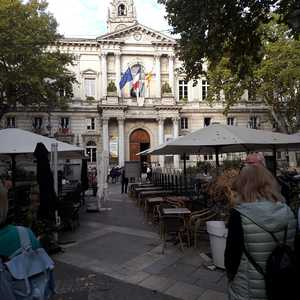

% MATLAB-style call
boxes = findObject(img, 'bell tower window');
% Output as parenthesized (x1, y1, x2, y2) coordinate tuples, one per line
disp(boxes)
(118, 4, 126, 16)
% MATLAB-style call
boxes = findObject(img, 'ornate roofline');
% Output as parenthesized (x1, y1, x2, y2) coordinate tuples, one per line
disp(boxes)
(97, 23, 176, 45)
(57, 38, 98, 47)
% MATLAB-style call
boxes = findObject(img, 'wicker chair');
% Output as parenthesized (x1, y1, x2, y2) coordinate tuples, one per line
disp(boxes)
(188, 208, 218, 248)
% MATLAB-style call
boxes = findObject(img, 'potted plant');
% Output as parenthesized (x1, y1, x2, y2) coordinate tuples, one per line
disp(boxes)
(206, 168, 239, 220)
(205, 168, 239, 268)
(161, 82, 172, 96)
(180, 97, 188, 103)
(86, 96, 95, 105)
(107, 81, 117, 96)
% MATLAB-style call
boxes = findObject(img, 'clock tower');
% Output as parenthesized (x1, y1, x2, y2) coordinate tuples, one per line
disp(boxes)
(107, 0, 137, 33)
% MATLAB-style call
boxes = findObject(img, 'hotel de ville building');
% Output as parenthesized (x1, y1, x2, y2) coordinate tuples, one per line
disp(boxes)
(2, 0, 272, 170)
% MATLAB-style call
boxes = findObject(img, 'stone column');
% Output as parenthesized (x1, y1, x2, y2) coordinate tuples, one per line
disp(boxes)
(115, 52, 121, 97)
(118, 117, 125, 167)
(172, 117, 180, 169)
(168, 54, 175, 94)
(155, 54, 161, 98)
(158, 117, 165, 168)
(101, 53, 107, 98)
(102, 117, 109, 153)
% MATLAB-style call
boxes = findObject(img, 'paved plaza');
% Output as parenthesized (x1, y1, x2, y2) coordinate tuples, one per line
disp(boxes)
(53, 184, 228, 300)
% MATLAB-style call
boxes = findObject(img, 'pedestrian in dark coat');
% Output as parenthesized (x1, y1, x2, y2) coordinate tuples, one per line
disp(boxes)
(121, 169, 129, 194)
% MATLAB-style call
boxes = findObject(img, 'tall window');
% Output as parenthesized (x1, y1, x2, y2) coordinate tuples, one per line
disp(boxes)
(60, 117, 69, 129)
(33, 117, 43, 129)
(227, 117, 235, 126)
(204, 117, 211, 127)
(180, 117, 189, 129)
(179, 80, 188, 100)
(6, 116, 15, 128)
(86, 141, 97, 163)
(202, 80, 209, 100)
(249, 116, 258, 129)
(87, 118, 95, 131)
(84, 78, 96, 98)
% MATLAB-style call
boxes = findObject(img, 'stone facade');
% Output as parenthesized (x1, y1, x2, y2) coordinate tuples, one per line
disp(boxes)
(1, 0, 272, 169)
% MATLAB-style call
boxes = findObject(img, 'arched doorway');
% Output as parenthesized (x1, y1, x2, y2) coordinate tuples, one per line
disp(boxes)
(130, 129, 150, 167)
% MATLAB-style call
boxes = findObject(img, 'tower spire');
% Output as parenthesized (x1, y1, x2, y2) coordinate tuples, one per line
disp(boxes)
(107, 0, 137, 33)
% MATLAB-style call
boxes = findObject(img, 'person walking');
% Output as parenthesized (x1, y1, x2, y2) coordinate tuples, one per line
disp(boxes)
(225, 164, 296, 300)
(146, 164, 152, 182)
(121, 169, 129, 194)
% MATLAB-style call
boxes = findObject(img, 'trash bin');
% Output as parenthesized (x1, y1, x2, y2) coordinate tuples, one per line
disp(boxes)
(206, 221, 228, 269)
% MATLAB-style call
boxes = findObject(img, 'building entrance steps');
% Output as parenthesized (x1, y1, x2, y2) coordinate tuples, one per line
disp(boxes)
(53, 183, 228, 300)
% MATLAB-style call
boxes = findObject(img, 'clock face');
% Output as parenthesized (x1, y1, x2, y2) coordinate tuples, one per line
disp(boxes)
(133, 32, 142, 41)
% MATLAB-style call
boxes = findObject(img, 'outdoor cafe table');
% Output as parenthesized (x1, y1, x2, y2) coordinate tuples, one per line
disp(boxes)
(164, 196, 193, 209)
(162, 208, 191, 215)
(138, 190, 174, 207)
(134, 186, 163, 200)
(135, 187, 163, 192)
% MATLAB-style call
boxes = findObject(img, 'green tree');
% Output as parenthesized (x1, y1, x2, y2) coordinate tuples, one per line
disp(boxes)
(207, 21, 300, 133)
(0, 0, 76, 125)
(158, 0, 299, 80)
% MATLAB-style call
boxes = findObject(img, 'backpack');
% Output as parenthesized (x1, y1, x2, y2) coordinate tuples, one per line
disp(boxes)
(0, 226, 55, 300)
(244, 225, 297, 300)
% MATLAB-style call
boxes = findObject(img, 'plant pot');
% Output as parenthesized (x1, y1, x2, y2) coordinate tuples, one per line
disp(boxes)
(206, 221, 228, 269)
(107, 91, 117, 97)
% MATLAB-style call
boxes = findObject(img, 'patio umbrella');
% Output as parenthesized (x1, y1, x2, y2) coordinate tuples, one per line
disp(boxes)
(148, 124, 300, 177)
(149, 124, 300, 156)
(33, 143, 58, 220)
(0, 128, 84, 192)
(0, 128, 84, 155)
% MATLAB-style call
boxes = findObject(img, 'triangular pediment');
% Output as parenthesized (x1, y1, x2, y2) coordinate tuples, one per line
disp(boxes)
(97, 23, 176, 45)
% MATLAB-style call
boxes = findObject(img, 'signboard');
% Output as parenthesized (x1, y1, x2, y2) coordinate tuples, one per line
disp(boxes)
(124, 161, 141, 179)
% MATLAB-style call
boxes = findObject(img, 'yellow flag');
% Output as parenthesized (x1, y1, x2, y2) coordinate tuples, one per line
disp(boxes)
(145, 72, 153, 86)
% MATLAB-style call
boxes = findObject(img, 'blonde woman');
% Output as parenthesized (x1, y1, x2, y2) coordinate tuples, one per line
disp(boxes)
(0, 181, 40, 259)
(225, 164, 296, 300)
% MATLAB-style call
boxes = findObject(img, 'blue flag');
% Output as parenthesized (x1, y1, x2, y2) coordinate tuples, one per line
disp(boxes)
(119, 67, 133, 90)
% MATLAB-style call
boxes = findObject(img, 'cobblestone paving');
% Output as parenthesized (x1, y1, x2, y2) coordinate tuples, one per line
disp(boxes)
(53, 185, 228, 300)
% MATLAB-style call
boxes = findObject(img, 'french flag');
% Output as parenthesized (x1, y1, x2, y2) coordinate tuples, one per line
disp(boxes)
(132, 66, 141, 91)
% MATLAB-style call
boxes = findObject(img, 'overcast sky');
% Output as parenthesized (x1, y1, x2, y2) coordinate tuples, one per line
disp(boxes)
(46, 0, 171, 38)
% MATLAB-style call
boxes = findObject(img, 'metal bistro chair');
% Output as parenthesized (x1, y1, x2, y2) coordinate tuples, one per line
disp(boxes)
(188, 208, 218, 248)
(161, 214, 187, 254)
(157, 203, 190, 254)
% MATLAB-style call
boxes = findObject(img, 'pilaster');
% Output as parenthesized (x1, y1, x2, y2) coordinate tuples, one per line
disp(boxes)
(168, 54, 175, 95)
(157, 117, 165, 168)
(155, 54, 161, 99)
(118, 117, 125, 167)
(115, 52, 121, 97)
(102, 117, 109, 152)
(172, 117, 180, 169)
(101, 53, 108, 98)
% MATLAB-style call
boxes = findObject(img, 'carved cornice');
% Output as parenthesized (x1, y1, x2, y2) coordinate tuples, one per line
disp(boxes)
(155, 105, 181, 111)
(97, 23, 176, 44)
(57, 39, 99, 47)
